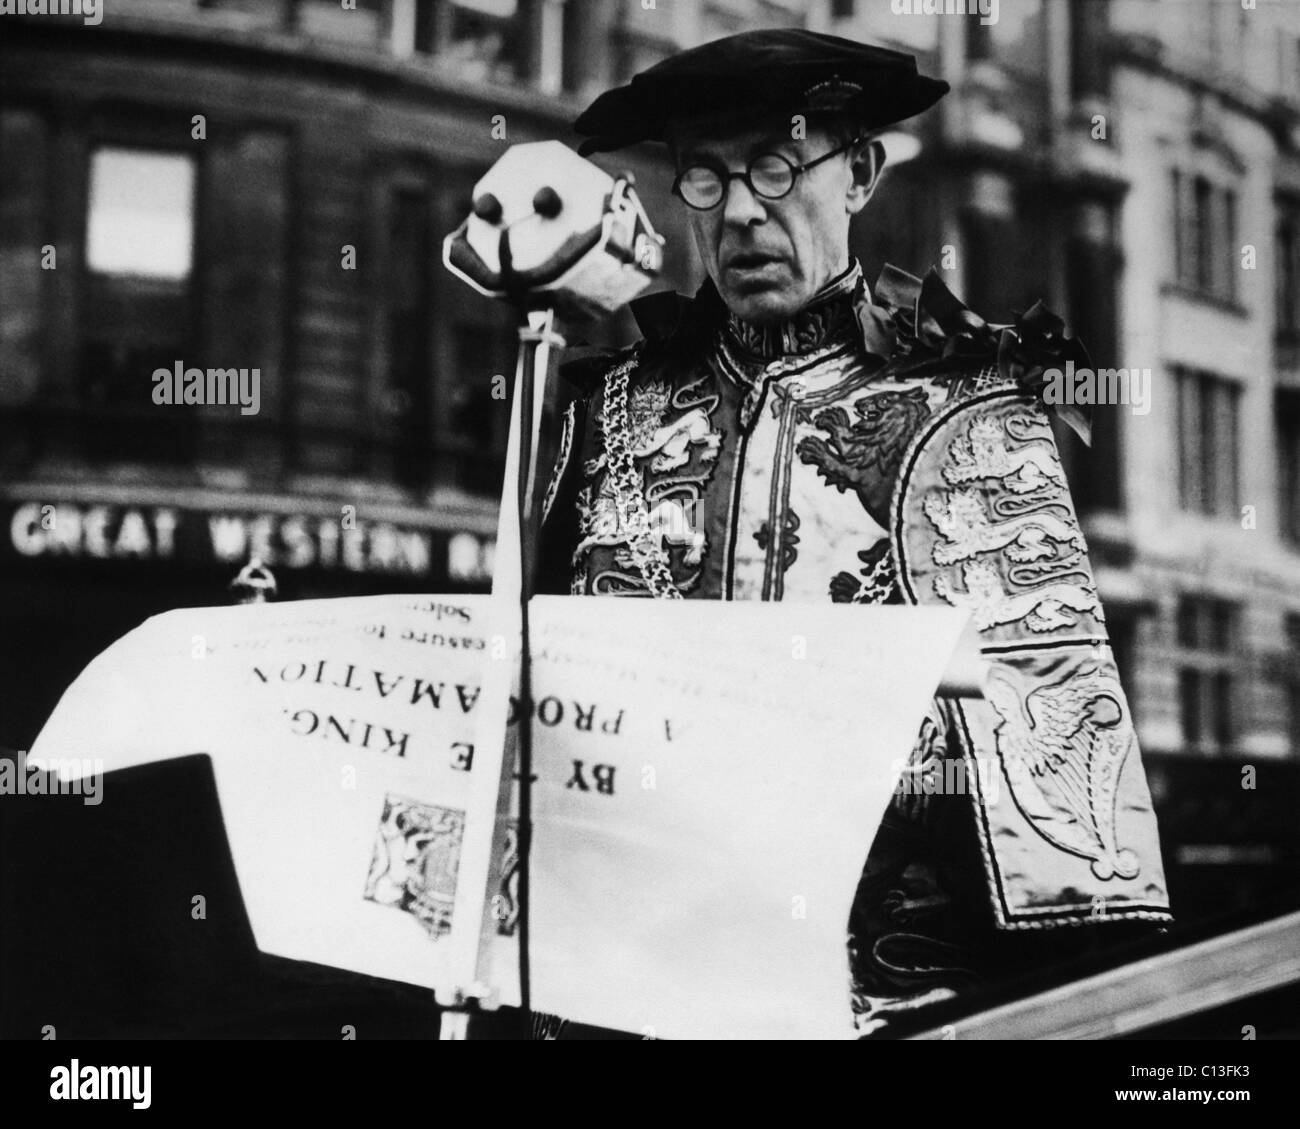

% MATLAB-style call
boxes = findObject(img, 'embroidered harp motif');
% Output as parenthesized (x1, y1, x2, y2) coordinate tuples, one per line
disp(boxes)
(984, 663, 1139, 881)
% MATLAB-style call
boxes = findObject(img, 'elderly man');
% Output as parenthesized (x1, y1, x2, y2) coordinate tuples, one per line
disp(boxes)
(536, 29, 1171, 1037)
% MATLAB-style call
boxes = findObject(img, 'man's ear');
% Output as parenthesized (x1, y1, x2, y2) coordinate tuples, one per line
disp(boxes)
(846, 138, 886, 215)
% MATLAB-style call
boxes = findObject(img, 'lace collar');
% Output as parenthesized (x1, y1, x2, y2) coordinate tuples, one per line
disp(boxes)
(721, 262, 865, 361)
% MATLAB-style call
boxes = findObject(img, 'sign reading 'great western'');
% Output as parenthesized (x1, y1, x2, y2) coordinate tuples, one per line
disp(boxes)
(4, 500, 494, 582)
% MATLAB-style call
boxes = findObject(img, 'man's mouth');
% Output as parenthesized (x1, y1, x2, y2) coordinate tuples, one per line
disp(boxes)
(724, 252, 783, 273)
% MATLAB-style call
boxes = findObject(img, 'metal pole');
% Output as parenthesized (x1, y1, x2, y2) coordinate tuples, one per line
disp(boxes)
(513, 306, 563, 1029)
(435, 305, 561, 1041)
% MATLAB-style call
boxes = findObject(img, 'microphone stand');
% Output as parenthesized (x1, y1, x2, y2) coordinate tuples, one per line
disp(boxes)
(511, 305, 564, 1032)
(435, 304, 561, 1043)
(439, 150, 662, 1039)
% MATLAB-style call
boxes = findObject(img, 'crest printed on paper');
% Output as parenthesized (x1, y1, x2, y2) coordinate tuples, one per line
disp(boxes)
(364, 795, 464, 940)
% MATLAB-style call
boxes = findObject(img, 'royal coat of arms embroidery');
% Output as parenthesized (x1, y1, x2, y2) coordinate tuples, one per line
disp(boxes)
(893, 388, 1169, 925)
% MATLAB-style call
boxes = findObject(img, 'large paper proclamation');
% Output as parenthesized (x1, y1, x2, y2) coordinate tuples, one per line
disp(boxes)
(30, 596, 966, 1038)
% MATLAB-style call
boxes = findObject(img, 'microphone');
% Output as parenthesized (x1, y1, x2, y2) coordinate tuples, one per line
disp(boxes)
(442, 140, 664, 318)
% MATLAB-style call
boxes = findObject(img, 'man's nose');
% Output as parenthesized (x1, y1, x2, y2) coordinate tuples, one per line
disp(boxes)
(721, 175, 766, 226)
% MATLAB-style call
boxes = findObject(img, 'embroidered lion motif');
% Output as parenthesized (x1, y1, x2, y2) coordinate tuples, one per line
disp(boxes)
(797, 387, 931, 523)
(933, 558, 1102, 632)
(943, 413, 1066, 495)
(923, 489, 1084, 566)
(606, 377, 720, 474)
(632, 407, 721, 473)
(574, 474, 707, 568)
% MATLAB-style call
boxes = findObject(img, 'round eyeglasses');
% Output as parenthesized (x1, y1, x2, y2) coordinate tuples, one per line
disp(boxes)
(671, 137, 865, 211)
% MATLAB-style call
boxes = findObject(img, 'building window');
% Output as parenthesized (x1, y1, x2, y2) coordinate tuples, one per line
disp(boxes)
(1107, 612, 1138, 723)
(1172, 169, 1239, 302)
(295, 0, 384, 43)
(86, 147, 194, 281)
(82, 147, 197, 460)
(1277, 196, 1300, 341)
(414, 0, 523, 84)
(1193, 176, 1213, 290)
(1176, 596, 1239, 754)
(1070, 0, 1110, 100)
(1280, 391, 1300, 545)
(966, 0, 1045, 77)
(1172, 170, 1184, 282)
(1287, 614, 1300, 754)
(445, 321, 516, 496)
(1174, 367, 1240, 517)
(378, 178, 434, 491)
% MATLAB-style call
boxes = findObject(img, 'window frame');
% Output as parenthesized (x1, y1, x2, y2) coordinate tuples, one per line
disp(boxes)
(1171, 164, 1242, 305)
(1174, 366, 1241, 518)
(84, 144, 198, 284)
(76, 132, 205, 463)
(1175, 596, 1242, 755)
